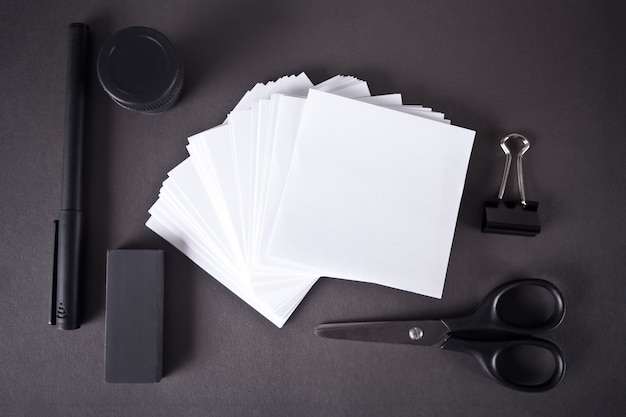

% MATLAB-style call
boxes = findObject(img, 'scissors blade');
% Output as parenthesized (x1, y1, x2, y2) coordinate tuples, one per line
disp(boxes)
(315, 320, 450, 346)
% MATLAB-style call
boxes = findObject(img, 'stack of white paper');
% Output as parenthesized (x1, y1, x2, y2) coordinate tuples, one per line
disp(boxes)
(146, 72, 475, 327)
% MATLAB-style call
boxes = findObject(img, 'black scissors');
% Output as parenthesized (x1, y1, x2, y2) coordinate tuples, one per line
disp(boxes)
(315, 279, 565, 392)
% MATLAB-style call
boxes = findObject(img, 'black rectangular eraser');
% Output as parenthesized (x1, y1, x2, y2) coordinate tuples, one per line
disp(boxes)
(105, 249, 164, 383)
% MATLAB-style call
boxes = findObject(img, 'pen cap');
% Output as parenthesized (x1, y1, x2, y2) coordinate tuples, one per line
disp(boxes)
(97, 26, 184, 114)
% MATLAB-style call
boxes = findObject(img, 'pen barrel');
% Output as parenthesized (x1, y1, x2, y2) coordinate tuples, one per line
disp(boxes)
(54, 22, 89, 330)
(55, 210, 83, 330)
(61, 23, 89, 210)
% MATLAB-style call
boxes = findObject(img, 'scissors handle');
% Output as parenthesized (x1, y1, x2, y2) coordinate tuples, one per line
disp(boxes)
(442, 336, 565, 392)
(444, 278, 565, 336)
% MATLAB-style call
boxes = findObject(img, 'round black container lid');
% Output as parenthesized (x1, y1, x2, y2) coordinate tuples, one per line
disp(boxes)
(97, 26, 183, 114)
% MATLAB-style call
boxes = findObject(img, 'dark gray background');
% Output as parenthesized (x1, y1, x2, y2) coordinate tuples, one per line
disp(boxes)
(2, 1, 625, 416)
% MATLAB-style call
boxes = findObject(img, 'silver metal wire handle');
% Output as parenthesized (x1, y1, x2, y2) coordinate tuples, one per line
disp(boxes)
(497, 134, 531, 206)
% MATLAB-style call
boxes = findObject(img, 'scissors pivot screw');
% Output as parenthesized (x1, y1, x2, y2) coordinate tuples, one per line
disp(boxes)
(408, 326, 424, 341)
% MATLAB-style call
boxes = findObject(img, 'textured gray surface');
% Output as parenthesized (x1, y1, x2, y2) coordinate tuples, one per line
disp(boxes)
(1, 1, 625, 416)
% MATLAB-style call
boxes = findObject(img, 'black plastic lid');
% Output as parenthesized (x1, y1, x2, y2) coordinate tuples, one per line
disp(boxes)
(97, 26, 183, 114)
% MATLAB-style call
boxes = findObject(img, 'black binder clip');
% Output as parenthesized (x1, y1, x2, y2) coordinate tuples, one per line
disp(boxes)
(482, 133, 540, 237)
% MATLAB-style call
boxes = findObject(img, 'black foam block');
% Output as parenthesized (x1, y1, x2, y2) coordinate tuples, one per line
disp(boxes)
(105, 249, 164, 383)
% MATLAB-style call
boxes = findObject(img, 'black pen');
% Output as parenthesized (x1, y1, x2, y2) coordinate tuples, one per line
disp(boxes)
(50, 23, 89, 330)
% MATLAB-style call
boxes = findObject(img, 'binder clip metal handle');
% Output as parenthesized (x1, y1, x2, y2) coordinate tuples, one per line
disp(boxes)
(482, 133, 541, 237)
